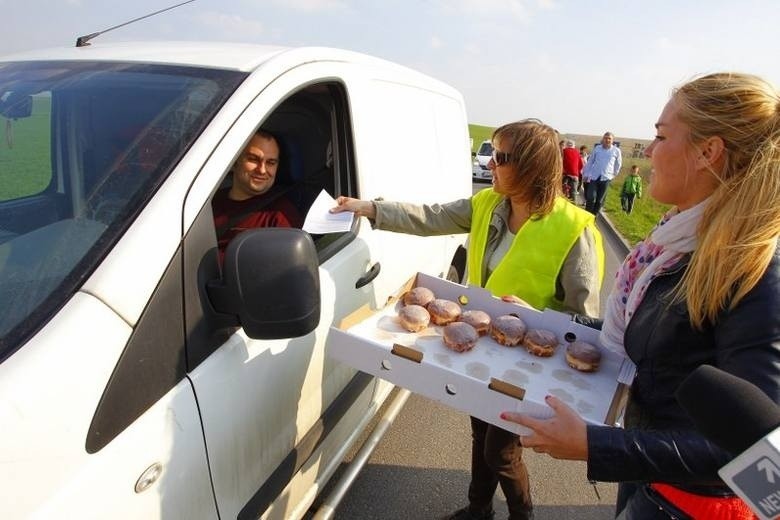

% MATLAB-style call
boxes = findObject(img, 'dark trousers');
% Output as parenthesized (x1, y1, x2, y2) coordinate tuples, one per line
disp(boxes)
(585, 179, 611, 215)
(621, 193, 636, 214)
(467, 417, 533, 519)
(562, 175, 578, 201)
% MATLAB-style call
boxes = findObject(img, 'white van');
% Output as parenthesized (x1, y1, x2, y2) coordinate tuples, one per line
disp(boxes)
(472, 139, 493, 182)
(0, 42, 470, 519)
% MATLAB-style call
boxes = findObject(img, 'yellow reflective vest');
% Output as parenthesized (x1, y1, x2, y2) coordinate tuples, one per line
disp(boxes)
(467, 190, 604, 311)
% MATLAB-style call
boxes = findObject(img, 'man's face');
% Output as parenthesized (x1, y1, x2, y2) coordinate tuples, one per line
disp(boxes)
(601, 134, 614, 148)
(230, 134, 280, 201)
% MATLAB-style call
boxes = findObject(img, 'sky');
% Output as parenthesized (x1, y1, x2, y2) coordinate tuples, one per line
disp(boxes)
(3, 0, 780, 139)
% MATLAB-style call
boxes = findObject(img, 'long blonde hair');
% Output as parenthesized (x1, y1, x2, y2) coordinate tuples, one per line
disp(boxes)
(673, 72, 780, 327)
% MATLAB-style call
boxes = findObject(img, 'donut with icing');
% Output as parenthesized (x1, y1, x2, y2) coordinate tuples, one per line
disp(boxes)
(442, 322, 479, 353)
(489, 315, 527, 346)
(403, 286, 435, 308)
(427, 298, 462, 325)
(565, 341, 602, 372)
(458, 310, 491, 336)
(523, 328, 558, 357)
(398, 304, 430, 332)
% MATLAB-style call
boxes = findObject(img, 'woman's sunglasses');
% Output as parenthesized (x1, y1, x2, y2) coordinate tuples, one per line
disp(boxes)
(491, 149, 512, 166)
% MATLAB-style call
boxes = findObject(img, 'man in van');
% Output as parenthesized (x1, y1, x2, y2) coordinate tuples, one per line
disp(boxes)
(212, 129, 303, 262)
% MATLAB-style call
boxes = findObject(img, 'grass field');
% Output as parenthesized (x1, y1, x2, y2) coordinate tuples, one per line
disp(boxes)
(468, 123, 664, 245)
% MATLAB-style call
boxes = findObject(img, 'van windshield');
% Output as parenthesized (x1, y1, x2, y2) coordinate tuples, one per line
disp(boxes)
(0, 60, 246, 360)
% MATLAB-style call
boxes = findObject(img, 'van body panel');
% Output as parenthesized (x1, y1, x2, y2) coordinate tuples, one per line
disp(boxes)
(0, 294, 214, 519)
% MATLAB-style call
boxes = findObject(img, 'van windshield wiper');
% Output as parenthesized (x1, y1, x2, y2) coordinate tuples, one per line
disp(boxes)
(76, 0, 197, 47)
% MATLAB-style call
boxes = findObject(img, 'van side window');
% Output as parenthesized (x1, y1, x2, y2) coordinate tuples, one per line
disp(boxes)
(209, 82, 357, 263)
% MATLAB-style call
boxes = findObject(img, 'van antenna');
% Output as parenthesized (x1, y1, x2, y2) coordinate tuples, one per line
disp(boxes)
(75, 0, 197, 48)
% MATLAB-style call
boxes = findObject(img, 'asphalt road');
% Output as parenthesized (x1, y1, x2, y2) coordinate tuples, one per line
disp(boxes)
(308, 182, 629, 520)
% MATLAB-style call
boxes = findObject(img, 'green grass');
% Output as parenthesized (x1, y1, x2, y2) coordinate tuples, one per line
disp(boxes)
(601, 158, 670, 245)
(468, 124, 494, 153)
(468, 125, 666, 245)
(0, 95, 52, 201)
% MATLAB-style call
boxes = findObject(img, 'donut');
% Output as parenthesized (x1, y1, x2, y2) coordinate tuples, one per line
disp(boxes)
(459, 310, 491, 336)
(565, 341, 602, 372)
(442, 322, 479, 353)
(403, 286, 435, 308)
(523, 328, 558, 357)
(427, 298, 462, 325)
(489, 315, 527, 346)
(398, 304, 430, 332)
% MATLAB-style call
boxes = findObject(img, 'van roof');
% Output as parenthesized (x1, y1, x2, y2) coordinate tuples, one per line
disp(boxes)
(0, 41, 435, 76)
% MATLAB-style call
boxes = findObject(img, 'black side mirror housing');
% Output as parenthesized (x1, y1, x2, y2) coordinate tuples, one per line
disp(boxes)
(207, 228, 320, 339)
(471, 151, 476, 157)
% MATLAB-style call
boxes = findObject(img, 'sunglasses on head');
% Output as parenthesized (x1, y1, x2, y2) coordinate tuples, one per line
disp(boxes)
(491, 149, 512, 166)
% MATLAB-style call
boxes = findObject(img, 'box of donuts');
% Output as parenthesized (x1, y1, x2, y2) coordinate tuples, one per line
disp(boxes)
(326, 272, 636, 435)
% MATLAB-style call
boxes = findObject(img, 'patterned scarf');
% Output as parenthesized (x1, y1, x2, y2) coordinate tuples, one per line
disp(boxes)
(600, 199, 709, 357)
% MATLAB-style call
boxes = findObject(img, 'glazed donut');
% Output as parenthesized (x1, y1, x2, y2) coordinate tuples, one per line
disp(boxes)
(459, 310, 491, 336)
(398, 304, 430, 332)
(523, 328, 558, 357)
(565, 341, 602, 372)
(427, 298, 462, 325)
(489, 315, 527, 346)
(403, 286, 435, 308)
(442, 322, 479, 353)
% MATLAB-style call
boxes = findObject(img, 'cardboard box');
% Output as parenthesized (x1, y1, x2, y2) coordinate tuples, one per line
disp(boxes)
(327, 273, 635, 434)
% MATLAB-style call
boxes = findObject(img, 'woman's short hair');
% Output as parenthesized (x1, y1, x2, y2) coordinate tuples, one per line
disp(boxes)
(492, 119, 561, 216)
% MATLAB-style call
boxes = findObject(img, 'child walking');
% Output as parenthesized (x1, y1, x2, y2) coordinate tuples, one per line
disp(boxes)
(620, 165, 642, 214)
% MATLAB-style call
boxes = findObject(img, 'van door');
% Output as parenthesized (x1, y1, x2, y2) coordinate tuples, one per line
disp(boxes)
(182, 65, 394, 520)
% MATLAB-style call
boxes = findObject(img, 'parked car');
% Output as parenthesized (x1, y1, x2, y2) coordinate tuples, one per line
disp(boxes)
(472, 139, 493, 182)
(0, 41, 470, 519)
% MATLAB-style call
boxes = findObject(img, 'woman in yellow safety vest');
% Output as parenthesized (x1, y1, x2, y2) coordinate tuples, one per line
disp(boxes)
(331, 118, 604, 520)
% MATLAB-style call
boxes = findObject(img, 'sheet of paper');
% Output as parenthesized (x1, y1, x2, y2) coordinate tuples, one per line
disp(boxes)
(303, 190, 354, 234)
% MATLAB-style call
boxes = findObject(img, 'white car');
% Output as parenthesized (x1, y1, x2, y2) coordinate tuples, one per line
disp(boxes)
(471, 139, 493, 182)
(0, 41, 470, 519)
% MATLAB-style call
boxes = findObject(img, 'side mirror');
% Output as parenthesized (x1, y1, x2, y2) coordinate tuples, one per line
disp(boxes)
(207, 228, 320, 339)
(471, 151, 477, 157)
(0, 92, 33, 119)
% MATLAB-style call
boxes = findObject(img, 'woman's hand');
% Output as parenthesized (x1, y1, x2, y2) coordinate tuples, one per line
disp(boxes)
(500, 294, 533, 309)
(501, 395, 589, 461)
(330, 196, 376, 219)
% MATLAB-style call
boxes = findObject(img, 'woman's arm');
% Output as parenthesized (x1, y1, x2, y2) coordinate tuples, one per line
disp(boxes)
(331, 196, 472, 236)
(373, 198, 473, 236)
(558, 226, 601, 316)
(502, 397, 732, 484)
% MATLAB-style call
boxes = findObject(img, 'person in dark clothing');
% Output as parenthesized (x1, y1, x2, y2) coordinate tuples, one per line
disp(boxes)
(501, 72, 780, 519)
(212, 129, 302, 262)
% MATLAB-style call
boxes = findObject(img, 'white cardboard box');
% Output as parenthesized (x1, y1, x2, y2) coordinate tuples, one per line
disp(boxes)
(327, 273, 635, 434)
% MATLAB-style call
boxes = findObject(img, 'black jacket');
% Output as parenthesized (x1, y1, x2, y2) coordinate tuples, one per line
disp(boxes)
(585, 245, 780, 495)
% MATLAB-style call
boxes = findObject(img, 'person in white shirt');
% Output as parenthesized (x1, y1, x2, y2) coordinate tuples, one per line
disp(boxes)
(582, 132, 622, 214)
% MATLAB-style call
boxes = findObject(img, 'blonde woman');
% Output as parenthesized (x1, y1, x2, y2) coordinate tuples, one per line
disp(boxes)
(502, 73, 780, 519)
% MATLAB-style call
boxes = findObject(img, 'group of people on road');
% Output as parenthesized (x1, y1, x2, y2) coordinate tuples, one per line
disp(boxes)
(214, 71, 780, 520)
(560, 131, 643, 218)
